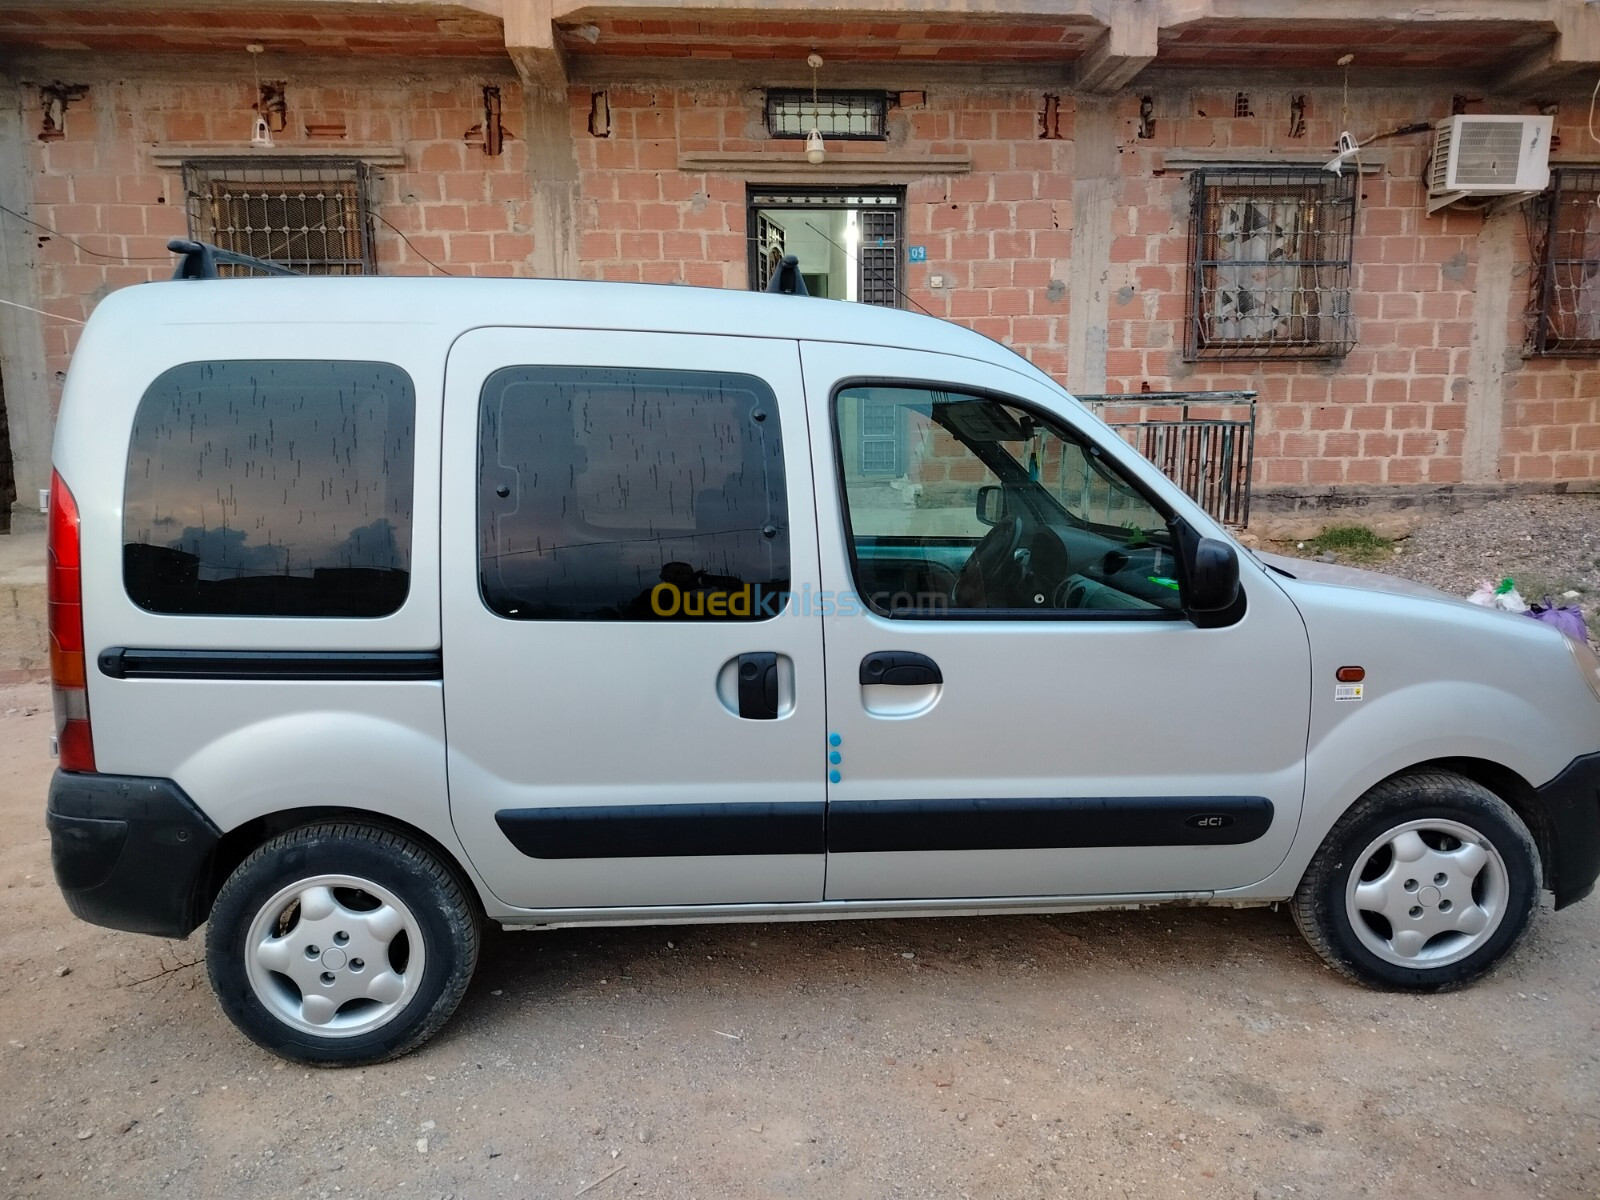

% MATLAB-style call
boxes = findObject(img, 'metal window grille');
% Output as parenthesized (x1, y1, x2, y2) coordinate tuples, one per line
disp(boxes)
(1532, 167, 1600, 356)
(859, 397, 903, 476)
(182, 158, 376, 276)
(1078, 392, 1257, 527)
(765, 90, 887, 140)
(1185, 168, 1355, 361)
(858, 208, 900, 307)
(755, 212, 784, 291)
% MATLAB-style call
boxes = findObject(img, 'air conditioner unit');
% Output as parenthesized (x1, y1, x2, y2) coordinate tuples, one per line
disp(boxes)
(1427, 114, 1552, 213)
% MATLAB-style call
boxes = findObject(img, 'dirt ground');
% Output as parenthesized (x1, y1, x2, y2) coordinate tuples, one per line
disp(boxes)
(1, 675, 1598, 1199)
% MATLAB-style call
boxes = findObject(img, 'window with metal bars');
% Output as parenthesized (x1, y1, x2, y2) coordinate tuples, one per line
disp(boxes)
(765, 90, 888, 140)
(1185, 168, 1355, 361)
(1532, 167, 1600, 356)
(858, 396, 904, 477)
(182, 159, 376, 276)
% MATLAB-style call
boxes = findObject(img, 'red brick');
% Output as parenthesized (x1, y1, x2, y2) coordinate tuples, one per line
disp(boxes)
(1110, 236, 1147, 264)
(422, 205, 468, 232)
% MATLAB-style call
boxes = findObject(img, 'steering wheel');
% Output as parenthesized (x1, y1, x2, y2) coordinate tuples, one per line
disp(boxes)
(953, 514, 1028, 608)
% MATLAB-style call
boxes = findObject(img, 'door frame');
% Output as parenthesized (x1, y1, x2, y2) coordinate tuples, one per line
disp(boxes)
(744, 185, 905, 306)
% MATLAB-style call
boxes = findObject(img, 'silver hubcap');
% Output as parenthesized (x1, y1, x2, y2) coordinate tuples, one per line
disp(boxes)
(244, 874, 425, 1038)
(1344, 818, 1509, 969)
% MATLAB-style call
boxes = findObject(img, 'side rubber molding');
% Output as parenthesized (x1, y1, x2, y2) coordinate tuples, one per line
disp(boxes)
(47, 770, 221, 938)
(829, 795, 1274, 853)
(496, 803, 825, 858)
(1534, 751, 1600, 909)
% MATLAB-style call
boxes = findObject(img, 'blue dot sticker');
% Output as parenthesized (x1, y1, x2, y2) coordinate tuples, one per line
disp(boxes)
(828, 733, 842, 747)
(829, 769, 842, 784)
(829, 751, 841, 764)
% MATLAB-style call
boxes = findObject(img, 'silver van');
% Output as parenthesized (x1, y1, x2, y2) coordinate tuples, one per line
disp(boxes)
(46, 248, 1600, 1065)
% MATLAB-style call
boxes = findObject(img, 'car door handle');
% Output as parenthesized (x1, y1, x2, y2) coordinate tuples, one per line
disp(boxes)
(859, 651, 943, 687)
(737, 652, 780, 720)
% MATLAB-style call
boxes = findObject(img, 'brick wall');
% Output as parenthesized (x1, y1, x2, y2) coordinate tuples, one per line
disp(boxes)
(1103, 86, 1600, 490)
(17, 73, 1599, 495)
(23, 73, 530, 413)
(570, 84, 1076, 378)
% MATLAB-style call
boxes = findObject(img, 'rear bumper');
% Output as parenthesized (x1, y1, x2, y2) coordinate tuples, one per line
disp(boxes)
(1536, 752, 1600, 910)
(47, 770, 220, 938)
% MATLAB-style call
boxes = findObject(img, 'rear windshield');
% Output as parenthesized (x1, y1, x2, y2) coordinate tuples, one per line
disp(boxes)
(123, 360, 416, 617)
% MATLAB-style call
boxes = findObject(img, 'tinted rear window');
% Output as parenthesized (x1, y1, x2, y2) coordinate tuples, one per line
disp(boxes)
(123, 360, 416, 617)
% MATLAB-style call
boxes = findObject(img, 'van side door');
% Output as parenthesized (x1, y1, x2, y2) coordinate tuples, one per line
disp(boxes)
(441, 330, 826, 911)
(801, 341, 1311, 902)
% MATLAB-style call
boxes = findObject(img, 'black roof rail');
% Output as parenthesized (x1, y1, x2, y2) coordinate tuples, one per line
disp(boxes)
(167, 238, 301, 280)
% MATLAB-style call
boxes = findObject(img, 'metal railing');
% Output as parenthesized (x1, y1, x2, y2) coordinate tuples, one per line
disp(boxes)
(1078, 391, 1257, 527)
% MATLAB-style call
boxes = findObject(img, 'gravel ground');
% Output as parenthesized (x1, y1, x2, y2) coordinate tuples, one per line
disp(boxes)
(4, 497, 1600, 1199)
(1307, 493, 1600, 638)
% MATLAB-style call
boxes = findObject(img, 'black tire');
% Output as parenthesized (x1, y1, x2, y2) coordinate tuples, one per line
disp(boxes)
(206, 822, 480, 1066)
(1291, 771, 1540, 991)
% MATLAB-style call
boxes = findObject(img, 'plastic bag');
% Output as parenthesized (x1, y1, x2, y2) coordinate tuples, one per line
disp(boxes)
(1467, 577, 1528, 612)
(1527, 596, 1589, 642)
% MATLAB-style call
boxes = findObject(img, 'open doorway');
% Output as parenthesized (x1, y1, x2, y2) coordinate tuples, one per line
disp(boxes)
(747, 187, 903, 306)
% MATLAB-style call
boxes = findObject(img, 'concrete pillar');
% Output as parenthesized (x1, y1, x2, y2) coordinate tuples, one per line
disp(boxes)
(524, 87, 580, 280)
(1461, 208, 1518, 484)
(0, 74, 54, 523)
(1065, 96, 1116, 394)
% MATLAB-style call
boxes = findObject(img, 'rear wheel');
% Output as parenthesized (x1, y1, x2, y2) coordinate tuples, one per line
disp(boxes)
(1292, 772, 1540, 991)
(207, 823, 479, 1066)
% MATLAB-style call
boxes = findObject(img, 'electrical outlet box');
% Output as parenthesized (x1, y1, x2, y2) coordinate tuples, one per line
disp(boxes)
(38, 488, 50, 514)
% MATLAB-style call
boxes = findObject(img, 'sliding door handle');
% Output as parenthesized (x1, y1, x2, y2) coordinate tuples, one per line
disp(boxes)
(737, 652, 780, 720)
(860, 651, 942, 687)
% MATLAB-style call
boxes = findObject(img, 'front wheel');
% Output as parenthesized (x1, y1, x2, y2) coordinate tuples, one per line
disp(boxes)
(1292, 772, 1540, 991)
(206, 823, 480, 1066)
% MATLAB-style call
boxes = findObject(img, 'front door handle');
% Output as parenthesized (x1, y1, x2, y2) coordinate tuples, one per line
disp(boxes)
(737, 652, 780, 719)
(860, 651, 943, 687)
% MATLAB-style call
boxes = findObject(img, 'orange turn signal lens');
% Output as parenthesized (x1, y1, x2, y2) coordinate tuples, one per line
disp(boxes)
(1336, 665, 1365, 683)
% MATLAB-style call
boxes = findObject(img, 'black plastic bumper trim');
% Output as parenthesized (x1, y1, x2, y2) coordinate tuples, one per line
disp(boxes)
(98, 647, 443, 682)
(495, 803, 825, 859)
(1533, 751, 1600, 910)
(828, 795, 1275, 853)
(47, 770, 221, 938)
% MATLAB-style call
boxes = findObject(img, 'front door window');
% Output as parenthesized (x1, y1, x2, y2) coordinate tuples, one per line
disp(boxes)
(834, 386, 1183, 616)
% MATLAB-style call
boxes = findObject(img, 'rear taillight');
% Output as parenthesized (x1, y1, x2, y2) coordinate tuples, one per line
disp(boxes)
(48, 470, 95, 772)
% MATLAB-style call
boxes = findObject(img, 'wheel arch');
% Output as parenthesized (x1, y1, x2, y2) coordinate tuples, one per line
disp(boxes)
(198, 807, 488, 927)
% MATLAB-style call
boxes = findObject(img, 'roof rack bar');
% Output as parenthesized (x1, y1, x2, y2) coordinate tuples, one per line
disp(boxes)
(167, 238, 301, 280)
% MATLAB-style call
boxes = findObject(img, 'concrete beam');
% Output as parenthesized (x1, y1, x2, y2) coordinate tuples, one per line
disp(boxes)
(551, 1, 1106, 18)
(1496, 2, 1600, 91)
(1074, 3, 1158, 95)
(504, 0, 568, 93)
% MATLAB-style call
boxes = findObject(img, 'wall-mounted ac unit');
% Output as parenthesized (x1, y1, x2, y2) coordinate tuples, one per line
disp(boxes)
(1427, 115, 1552, 214)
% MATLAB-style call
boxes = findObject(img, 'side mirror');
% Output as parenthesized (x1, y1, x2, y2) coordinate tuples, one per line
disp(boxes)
(1187, 536, 1241, 613)
(975, 485, 1006, 527)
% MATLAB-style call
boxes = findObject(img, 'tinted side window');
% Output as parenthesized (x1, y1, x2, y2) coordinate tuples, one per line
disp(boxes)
(479, 366, 789, 621)
(124, 360, 415, 617)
